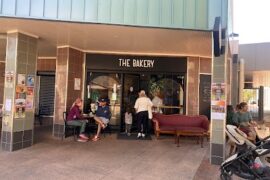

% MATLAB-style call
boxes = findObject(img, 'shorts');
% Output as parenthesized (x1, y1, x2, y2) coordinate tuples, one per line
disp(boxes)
(239, 126, 252, 135)
(98, 117, 109, 124)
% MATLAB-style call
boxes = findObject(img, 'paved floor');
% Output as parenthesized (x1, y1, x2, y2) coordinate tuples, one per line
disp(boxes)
(0, 125, 222, 180)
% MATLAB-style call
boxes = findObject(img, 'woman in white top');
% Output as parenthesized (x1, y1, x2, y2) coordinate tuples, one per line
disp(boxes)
(134, 90, 153, 138)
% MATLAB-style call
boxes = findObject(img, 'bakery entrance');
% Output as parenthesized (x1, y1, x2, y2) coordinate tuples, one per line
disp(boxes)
(85, 53, 188, 131)
(84, 72, 186, 131)
(121, 73, 186, 131)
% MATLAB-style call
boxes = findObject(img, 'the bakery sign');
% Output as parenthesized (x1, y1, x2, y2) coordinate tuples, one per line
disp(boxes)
(119, 58, 155, 68)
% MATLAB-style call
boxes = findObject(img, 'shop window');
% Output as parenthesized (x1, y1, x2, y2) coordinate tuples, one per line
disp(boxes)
(86, 72, 122, 126)
(147, 74, 185, 114)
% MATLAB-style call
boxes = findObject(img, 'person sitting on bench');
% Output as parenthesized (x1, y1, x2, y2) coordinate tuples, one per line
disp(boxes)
(92, 98, 111, 141)
(67, 98, 89, 142)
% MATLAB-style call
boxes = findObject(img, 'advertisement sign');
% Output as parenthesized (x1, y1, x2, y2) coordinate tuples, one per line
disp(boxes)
(211, 83, 226, 119)
(18, 74, 26, 85)
(86, 54, 187, 73)
(27, 75, 35, 87)
(74, 78, 81, 90)
(14, 98, 26, 118)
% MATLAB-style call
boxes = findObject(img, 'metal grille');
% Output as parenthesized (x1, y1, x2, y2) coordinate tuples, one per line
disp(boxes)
(39, 76, 55, 116)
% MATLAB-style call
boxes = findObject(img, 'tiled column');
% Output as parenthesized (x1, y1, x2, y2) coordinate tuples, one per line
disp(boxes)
(210, 46, 227, 165)
(53, 47, 84, 138)
(1, 32, 38, 151)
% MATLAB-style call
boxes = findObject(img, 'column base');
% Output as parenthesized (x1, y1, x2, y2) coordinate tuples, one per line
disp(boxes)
(1, 130, 33, 151)
(53, 124, 64, 138)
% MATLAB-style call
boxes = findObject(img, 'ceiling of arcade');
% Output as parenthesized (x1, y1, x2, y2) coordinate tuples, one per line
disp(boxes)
(0, 18, 212, 58)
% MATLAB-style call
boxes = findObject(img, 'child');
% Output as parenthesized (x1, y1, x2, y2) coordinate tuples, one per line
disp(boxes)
(125, 107, 133, 136)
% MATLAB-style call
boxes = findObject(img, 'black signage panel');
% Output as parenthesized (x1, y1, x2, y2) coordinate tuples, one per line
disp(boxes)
(86, 54, 187, 73)
(199, 74, 211, 120)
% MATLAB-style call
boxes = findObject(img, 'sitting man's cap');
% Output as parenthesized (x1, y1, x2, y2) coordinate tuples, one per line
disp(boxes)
(99, 98, 109, 103)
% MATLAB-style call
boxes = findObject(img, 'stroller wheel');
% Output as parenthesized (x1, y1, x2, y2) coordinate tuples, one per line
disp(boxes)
(220, 173, 232, 180)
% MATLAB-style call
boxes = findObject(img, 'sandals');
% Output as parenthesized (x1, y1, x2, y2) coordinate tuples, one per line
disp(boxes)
(92, 136, 100, 141)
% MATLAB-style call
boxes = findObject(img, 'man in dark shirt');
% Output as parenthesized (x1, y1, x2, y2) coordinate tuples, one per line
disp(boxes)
(92, 98, 111, 141)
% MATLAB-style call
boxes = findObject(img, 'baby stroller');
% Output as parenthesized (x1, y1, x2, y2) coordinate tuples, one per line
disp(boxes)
(220, 125, 270, 179)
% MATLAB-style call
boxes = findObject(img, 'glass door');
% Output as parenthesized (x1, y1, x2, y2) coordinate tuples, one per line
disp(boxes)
(121, 74, 140, 131)
(85, 72, 122, 126)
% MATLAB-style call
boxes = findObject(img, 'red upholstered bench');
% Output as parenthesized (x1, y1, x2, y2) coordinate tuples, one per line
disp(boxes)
(152, 113, 209, 147)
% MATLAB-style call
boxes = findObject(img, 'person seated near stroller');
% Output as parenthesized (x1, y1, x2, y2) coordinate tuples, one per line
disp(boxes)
(92, 97, 111, 141)
(233, 102, 257, 143)
(67, 98, 89, 142)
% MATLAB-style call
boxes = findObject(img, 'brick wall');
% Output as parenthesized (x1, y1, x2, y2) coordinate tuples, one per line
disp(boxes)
(37, 58, 56, 71)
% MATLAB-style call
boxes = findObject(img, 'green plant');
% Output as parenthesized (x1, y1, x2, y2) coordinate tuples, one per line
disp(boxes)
(149, 79, 164, 97)
(243, 89, 256, 103)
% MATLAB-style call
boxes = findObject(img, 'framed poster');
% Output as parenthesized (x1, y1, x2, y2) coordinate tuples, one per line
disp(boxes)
(74, 78, 81, 90)
(211, 83, 226, 119)
(25, 96, 34, 109)
(18, 74, 26, 85)
(26, 75, 35, 87)
(14, 98, 26, 118)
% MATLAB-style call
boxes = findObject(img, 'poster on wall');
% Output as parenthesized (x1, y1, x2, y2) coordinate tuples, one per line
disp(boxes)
(15, 77, 27, 118)
(27, 87, 34, 96)
(5, 71, 14, 88)
(26, 87, 34, 111)
(14, 98, 26, 118)
(211, 83, 226, 120)
(16, 85, 27, 99)
(74, 78, 81, 90)
(18, 74, 26, 85)
(26, 75, 35, 87)
(25, 96, 34, 109)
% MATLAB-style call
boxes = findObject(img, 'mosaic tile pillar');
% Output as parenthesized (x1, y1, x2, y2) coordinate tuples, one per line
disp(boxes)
(1, 32, 38, 151)
(210, 49, 228, 165)
(53, 47, 84, 138)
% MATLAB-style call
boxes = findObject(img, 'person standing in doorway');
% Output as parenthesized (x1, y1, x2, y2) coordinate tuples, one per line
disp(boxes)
(134, 90, 153, 138)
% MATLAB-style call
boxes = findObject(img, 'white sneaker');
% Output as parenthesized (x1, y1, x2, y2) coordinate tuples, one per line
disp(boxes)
(137, 133, 142, 138)
(142, 133, 145, 138)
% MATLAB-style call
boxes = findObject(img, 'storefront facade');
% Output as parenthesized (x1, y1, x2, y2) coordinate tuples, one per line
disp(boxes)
(53, 46, 212, 135)
(0, 0, 230, 165)
(85, 54, 187, 130)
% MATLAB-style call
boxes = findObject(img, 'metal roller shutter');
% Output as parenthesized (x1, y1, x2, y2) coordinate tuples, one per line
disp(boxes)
(39, 76, 55, 116)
